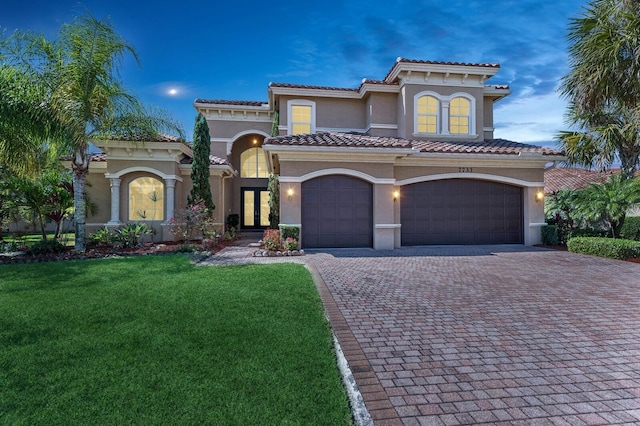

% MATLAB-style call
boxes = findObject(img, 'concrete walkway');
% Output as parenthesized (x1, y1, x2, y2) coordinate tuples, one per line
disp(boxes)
(201, 241, 640, 425)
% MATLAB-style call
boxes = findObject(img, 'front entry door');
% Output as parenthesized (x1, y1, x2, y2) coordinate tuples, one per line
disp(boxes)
(242, 188, 270, 229)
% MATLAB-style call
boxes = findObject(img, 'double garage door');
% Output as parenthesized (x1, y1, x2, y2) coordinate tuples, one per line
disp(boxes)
(301, 176, 523, 248)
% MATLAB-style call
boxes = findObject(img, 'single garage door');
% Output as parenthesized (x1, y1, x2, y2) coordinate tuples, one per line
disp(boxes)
(302, 175, 373, 248)
(401, 179, 523, 245)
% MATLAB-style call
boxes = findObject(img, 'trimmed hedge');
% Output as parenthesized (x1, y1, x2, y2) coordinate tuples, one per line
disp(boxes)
(567, 237, 640, 260)
(620, 216, 640, 241)
(541, 225, 558, 245)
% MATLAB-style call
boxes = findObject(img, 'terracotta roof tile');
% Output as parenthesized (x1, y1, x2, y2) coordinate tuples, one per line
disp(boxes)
(384, 57, 501, 82)
(265, 132, 562, 156)
(411, 138, 563, 156)
(265, 132, 412, 148)
(269, 82, 359, 92)
(544, 167, 613, 194)
(180, 155, 230, 166)
(194, 99, 266, 107)
(101, 133, 183, 143)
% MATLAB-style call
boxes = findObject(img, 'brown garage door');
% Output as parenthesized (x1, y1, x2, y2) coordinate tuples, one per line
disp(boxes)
(302, 175, 373, 248)
(401, 179, 523, 245)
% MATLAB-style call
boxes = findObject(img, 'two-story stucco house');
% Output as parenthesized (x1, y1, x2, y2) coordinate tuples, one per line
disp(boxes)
(81, 57, 564, 249)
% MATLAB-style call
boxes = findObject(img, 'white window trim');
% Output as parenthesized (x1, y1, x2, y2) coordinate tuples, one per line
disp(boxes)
(287, 99, 316, 135)
(413, 91, 475, 137)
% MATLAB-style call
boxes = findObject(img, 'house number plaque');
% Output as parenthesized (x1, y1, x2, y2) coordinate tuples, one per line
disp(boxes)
(458, 167, 473, 173)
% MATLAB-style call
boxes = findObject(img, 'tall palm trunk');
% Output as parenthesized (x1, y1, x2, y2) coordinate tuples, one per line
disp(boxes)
(72, 148, 90, 252)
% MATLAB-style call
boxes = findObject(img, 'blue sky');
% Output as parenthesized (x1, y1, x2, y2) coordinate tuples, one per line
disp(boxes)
(1, 0, 587, 146)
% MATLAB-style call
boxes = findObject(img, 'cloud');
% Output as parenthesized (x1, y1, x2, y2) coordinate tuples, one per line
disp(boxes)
(494, 92, 568, 145)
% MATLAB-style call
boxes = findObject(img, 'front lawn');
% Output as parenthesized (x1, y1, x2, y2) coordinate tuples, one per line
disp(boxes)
(0, 256, 352, 425)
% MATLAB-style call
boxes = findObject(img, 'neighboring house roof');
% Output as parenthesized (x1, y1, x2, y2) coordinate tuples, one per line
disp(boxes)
(544, 167, 614, 194)
(180, 155, 231, 166)
(265, 132, 563, 155)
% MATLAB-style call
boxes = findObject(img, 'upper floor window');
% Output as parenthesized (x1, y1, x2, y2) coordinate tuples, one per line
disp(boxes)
(287, 100, 316, 135)
(449, 97, 471, 134)
(241, 147, 268, 178)
(414, 92, 475, 136)
(416, 95, 439, 134)
(129, 177, 164, 220)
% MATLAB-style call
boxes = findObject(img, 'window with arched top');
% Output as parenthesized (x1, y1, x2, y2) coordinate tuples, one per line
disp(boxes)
(129, 177, 164, 220)
(449, 97, 471, 134)
(414, 91, 475, 136)
(416, 95, 439, 134)
(240, 147, 268, 178)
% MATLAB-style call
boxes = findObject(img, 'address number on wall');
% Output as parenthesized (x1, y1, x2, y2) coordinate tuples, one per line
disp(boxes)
(458, 167, 473, 173)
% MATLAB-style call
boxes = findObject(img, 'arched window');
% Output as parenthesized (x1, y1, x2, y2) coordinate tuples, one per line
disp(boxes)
(240, 147, 268, 178)
(129, 177, 164, 220)
(449, 97, 471, 134)
(416, 95, 439, 134)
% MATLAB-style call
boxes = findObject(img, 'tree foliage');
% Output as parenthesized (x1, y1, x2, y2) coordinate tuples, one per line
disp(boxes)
(188, 113, 214, 212)
(0, 13, 183, 251)
(574, 174, 640, 238)
(558, 0, 640, 178)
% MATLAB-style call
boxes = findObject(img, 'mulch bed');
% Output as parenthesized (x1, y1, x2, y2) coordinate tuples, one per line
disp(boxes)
(0, 240, 235, 264)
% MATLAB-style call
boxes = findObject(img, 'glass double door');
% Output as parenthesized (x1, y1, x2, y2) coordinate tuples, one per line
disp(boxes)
(242, 188, 270, 229)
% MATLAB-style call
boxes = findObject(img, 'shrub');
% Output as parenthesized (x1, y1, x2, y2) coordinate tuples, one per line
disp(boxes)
(263, 229, 281, 251)
(0, 241, 18, 253)
(620, 216, 640, 241)
(89, 227, 114, 246)
(283, 237, 298, 251)
(28, 239, 66, 255)
(568, 228, 608, 239)
(279, 224, 300, 241)
(168, 201, 214, 245)
(114, 223, 151, 248)
(226, 214, 239, 232)
(540, 225, 558, 245)
(567, 237, 640, 260)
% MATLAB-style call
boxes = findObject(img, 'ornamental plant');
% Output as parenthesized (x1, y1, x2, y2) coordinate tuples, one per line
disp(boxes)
(283, 237, 298, 251)
(168, 200, 216, 245)
(263, 229, 281, 251)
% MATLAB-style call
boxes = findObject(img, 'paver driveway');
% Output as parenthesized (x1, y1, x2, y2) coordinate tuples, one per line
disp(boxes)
(307, 245, 640, 425)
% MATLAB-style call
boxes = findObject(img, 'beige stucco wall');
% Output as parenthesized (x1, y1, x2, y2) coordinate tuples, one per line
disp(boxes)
(366, 93, 398, 128)
(483, 98, 495, 139)
(395, 165, 544, 184)
(278, 96, 366, 131)
(280, 160, 395, 180)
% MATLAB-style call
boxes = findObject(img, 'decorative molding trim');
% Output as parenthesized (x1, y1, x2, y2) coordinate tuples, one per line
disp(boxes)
(375, 224, 402, 229)
(105, 167, 183, 182)
(279, 168, 396, 185)
(396, 173, 544, 188)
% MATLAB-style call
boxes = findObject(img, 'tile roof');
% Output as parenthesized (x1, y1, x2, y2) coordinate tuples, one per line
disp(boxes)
(269, 82, 359, 92)
(265, 132, 412, 148)
(100, 133, 184, 143)
(265, 132, 563, 156)
(384, 57, 501, 82)
(180, 155, 230, 166)
(411, 138, 563, 156)
(194, 99, 266, 107)
(544, 167, 613, 194)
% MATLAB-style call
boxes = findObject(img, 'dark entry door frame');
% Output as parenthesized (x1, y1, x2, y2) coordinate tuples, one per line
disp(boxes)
(241, 187, 270, 230)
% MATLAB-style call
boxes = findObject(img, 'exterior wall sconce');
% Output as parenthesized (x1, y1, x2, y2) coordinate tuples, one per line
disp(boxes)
(535, 191, 544, 202)
(287, 188, 294, 200)
(252, 138, 258, 145)
(393, 190, 400, 202)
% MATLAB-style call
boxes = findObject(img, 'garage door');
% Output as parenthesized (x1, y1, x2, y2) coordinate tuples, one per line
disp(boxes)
(302, 175, 373, 248)
(401, 179, 523, 245)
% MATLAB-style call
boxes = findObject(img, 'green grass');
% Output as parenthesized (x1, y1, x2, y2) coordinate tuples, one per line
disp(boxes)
(0, 256, 352, 425)
(2, 232, 75, 247)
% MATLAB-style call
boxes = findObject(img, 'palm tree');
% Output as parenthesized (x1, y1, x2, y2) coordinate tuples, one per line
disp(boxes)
(574, 174, 640, 238)
(0, 14, 183, 251)
(558, 0, 640, 179)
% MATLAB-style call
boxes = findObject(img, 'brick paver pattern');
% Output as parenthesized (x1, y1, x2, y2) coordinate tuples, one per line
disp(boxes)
(202, 242, 640, 425)
(308, 246, 640, 425)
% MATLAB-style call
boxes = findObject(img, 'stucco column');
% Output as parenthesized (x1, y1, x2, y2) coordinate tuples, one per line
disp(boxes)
(107, 178, 122, 225)
(441, 100, 450, 135)
(165, 178, 176, 222)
